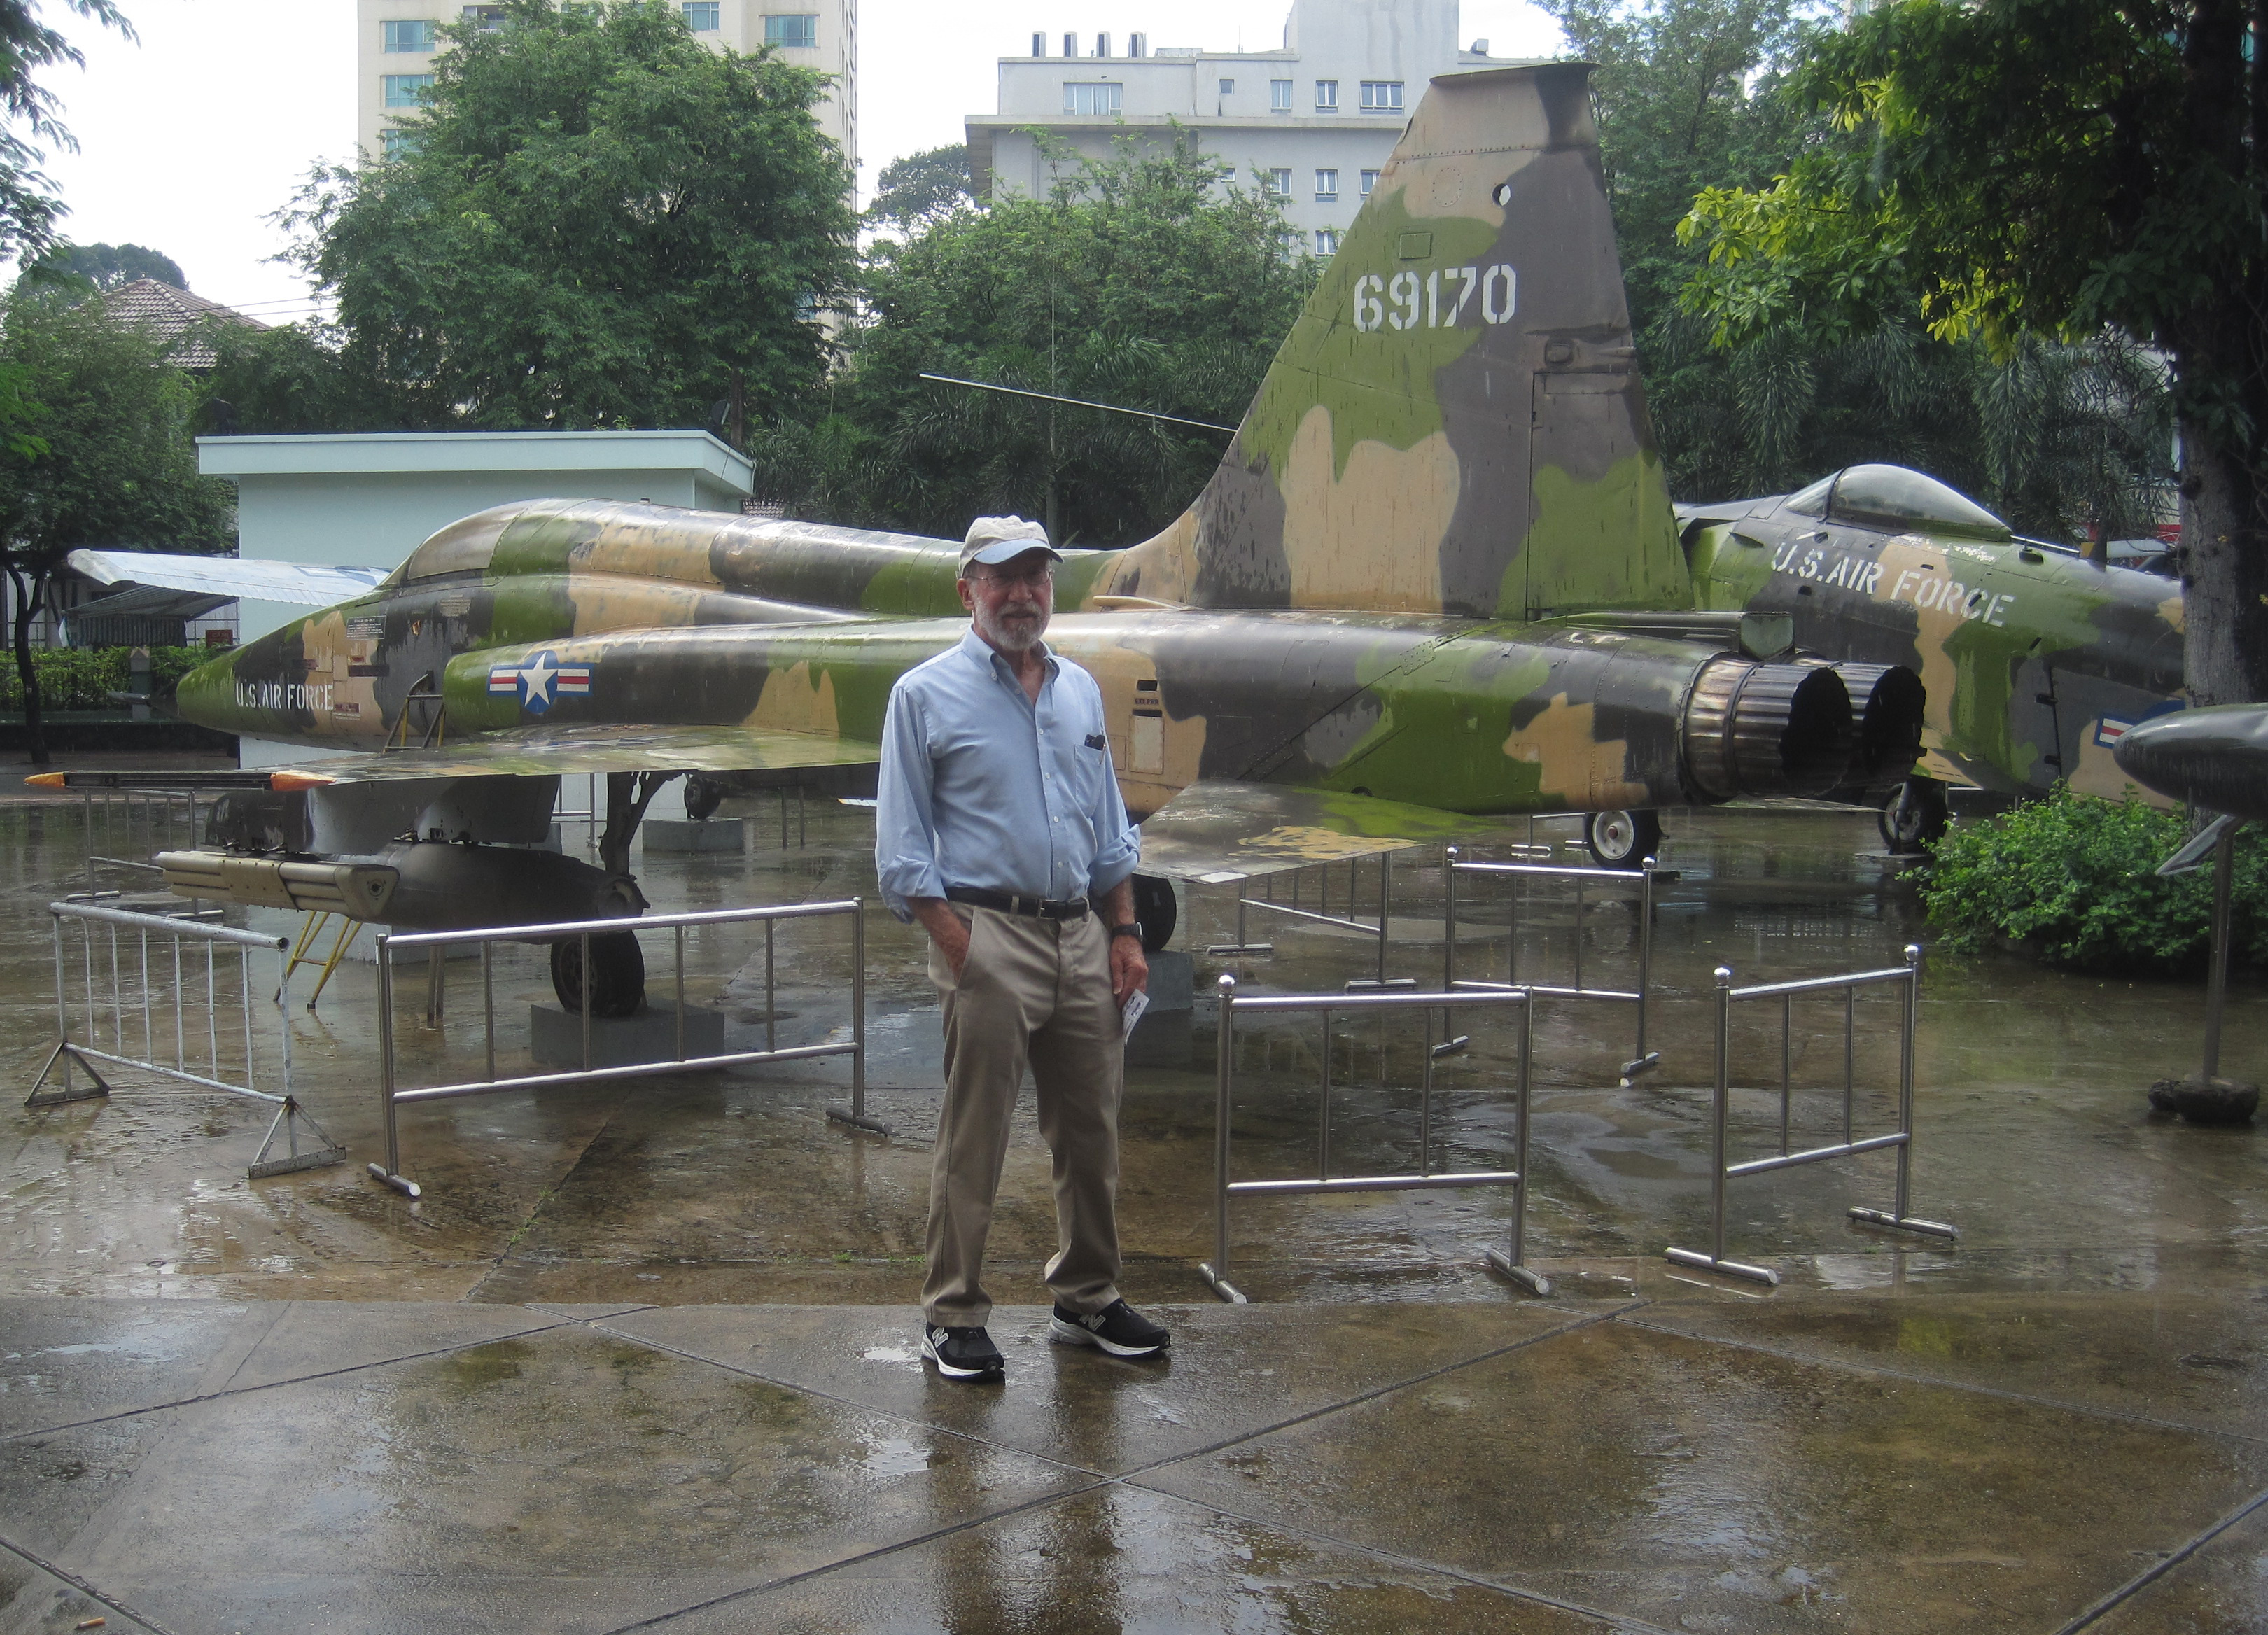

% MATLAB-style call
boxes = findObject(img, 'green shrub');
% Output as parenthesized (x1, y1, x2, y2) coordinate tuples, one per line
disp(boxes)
(0, 644, 227, 713)
(1921, 783, 2268, 973)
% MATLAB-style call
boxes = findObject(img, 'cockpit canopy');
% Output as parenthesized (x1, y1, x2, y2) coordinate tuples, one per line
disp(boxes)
(1782, 465, 2013, 544)
(379, 504, 522, 587)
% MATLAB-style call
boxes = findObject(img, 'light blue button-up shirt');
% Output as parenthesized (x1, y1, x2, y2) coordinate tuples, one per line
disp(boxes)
(874, 629, 1142, 922)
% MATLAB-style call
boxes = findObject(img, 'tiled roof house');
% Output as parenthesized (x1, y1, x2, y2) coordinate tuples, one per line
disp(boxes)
(100, 278, 267, 370)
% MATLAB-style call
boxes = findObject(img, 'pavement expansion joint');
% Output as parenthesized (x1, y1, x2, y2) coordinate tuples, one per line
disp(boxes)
(2053, 1481, 2268, 1634)
(0, 1530, 177, 1635)
(1107, 1297, 1650, 1484)
(1611, 1310, 2268, 1447)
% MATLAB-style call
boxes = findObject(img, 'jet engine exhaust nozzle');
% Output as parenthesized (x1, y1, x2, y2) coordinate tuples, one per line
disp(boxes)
(1823, 661, 1927, 785)
(1684, 657, 1855, 801)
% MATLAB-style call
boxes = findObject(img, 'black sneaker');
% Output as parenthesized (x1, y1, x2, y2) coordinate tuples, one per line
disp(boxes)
(921, 1322, 1004, 1379)
(1049, 1299, 1170, 1358)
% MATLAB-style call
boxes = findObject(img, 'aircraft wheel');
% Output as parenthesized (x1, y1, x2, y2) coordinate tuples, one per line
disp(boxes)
(551, 931, 646, 1017)
(683, 776, 724, 820)
(1583, 809, 1661, 871)
(1130, 873, 1178, 953)
(1879, 779, 1950, 853)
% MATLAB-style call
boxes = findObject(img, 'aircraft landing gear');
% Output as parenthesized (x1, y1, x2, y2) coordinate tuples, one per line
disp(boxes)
(1584, 809, 1662, 871)
(1880, 777, 1949, 853)
(551, 932, 648, 1018)
(1130, 873, 1178, 952)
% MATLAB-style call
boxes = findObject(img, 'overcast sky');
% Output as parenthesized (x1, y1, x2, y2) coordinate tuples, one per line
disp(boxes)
(34, 0, 1569, 323)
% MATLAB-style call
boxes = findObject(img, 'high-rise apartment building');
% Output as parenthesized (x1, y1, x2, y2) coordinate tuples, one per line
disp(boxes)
(358, 1, 855, 185)
(966, 0, 1494, 257)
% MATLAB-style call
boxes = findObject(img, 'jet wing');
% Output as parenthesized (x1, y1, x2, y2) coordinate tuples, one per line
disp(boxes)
(266, 722, 881, 786)
(1135, 780, 1530, 883)
(68, 549, 388, 608)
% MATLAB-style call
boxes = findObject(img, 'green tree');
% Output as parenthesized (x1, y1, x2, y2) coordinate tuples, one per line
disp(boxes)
(0, 1, 132, 266)
(0, 295, 232, 762)
(285, 0, 855, 435)
(760, 136, 1313, 545)
(29, 240, 185, 290)
(1678, 0, 2268, 701)
(191, 318, 428, 436)
(863, 144, 972, 235)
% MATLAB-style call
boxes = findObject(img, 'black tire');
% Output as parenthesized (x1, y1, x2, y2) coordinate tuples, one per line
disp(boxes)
(1130, 873, 1178, 953)
(1879, 779, 1950, 853)
(551, 931, 646, 1017)
(1584, 809, 1662, 871)
(682, 776, 724, 820)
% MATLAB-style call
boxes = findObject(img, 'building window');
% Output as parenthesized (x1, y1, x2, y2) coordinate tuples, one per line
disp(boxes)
(1317, 228, 1340, 254)
(1063, 82, 1123, 115)
(1360, 80, 1405, 112)
(764, 13, 818, 48)
(682, 1, 721, 29)
(1268, 167, 1292, 196)
(1270, 78, 1292, 112)
(1280, 228, 1303, 256)
(461, 4, 506, 30)
(1315, 168, 1338, 200)
(382, 128, 422, 160)
(1315, 78, 1338, 111)
(1219, 77, 1235, 95)
(383, 73, 435, 108)
(382, 19, 435, 52)
(1359, 169, 1380, 195)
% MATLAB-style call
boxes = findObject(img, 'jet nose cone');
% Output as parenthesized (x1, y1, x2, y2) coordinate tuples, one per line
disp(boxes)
(2114, 704, 2268, 822)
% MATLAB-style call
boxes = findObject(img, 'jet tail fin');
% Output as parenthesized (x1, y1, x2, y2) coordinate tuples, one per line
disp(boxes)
(1093, 63, 1689, 621)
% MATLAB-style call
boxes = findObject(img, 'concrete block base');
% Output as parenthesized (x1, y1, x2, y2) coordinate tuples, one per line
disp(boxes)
(530, 997, 727, 1071)
(643, 818, 746, 854)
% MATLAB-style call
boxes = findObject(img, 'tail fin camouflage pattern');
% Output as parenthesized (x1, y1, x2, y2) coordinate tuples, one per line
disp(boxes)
(1093, 63, 1689, 621)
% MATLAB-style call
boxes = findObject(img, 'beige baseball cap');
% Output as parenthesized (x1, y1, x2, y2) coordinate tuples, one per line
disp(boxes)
(960, 515, 1060, 573)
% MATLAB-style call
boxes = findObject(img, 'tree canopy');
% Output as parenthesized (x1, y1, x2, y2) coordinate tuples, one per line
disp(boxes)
(284, 0, 856, 434)
(1676, 0, 2264, 701)
(30, 240, 184, 290)
(863, 144, 973, 236)
(756, 137, 1314, 546)
(0, 295, 232, 759)
(0, 0, 132, 265)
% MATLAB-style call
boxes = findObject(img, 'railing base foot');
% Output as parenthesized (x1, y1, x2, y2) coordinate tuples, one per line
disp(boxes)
(827, 1106, 891, 1136)
(248, 1099, 346, 1181)
(1847, 1207, 1957, 1239)
(250, 1148, 346, 1180)
(1197, 1262, 1247, 1304)
(1205, 943, 1274, 957)
(1485, 1247, 1552, 1296)
(24, 1082, 108, 1108)
(1664, 1246, 1779, 1286)
(1343, 977, 1418, 992)
(1429, 1034, 1471, 1059)
(24, 1042, 112, 1107)
(1618, 1051, 1662, 1086)
(366, 1161, 421, 1199)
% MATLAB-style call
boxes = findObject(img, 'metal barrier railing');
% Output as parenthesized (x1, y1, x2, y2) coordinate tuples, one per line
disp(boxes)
(370, 899, 869, 1197)
(74, 786, 206, 903)
(1442, 847, 1672, 1081)
(26, 900, 346, 1179)
(1205, 850, 1415, 992)
(1199, 975, 1547, 1303)
(1665, 944, 1954, 1286)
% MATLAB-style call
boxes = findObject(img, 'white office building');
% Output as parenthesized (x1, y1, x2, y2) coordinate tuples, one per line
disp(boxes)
(966, 0, 1496, 256)
(358, 1, 855, 185)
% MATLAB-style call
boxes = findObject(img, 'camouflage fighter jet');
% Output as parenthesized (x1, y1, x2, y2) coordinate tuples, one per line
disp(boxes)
(47, 63, 1921, 1011)
(1660, 465, 2187, 855)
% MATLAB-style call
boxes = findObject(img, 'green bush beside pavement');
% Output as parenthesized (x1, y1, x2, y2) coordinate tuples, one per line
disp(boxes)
(0, 645, 224, 713)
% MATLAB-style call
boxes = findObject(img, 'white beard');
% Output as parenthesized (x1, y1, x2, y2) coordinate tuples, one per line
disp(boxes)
(973, 598, 1050, 654)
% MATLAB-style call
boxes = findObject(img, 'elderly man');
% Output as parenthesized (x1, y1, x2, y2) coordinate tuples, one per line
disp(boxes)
(875, 515, 1168, 1380)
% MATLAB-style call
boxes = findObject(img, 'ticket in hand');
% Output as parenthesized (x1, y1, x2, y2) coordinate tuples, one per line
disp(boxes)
(1119, 988, 1149, 1039)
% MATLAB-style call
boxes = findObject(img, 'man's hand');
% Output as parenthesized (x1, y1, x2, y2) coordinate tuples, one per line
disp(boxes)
(1100, 878, 1149, 1004)
(909, 897, 972, 978)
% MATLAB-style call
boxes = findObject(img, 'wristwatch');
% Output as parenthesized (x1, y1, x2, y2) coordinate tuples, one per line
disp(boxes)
(1109, 923, 1142, 941)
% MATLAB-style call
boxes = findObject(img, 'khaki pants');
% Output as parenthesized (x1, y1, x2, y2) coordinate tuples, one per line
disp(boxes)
(923, 904, 1124, 1327)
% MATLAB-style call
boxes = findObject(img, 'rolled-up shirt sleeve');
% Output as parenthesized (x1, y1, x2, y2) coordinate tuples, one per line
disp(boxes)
(874, 681, 945, 921)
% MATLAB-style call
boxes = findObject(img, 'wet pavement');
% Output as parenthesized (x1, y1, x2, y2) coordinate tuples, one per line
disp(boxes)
(3, 786, 2266, 1631)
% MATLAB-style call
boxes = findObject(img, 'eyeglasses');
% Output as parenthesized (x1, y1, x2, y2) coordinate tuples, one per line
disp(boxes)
(970, 565, 1054, 589)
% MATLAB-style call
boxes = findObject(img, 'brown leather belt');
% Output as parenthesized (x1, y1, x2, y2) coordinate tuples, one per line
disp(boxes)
(945, 886, 1090, 920)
